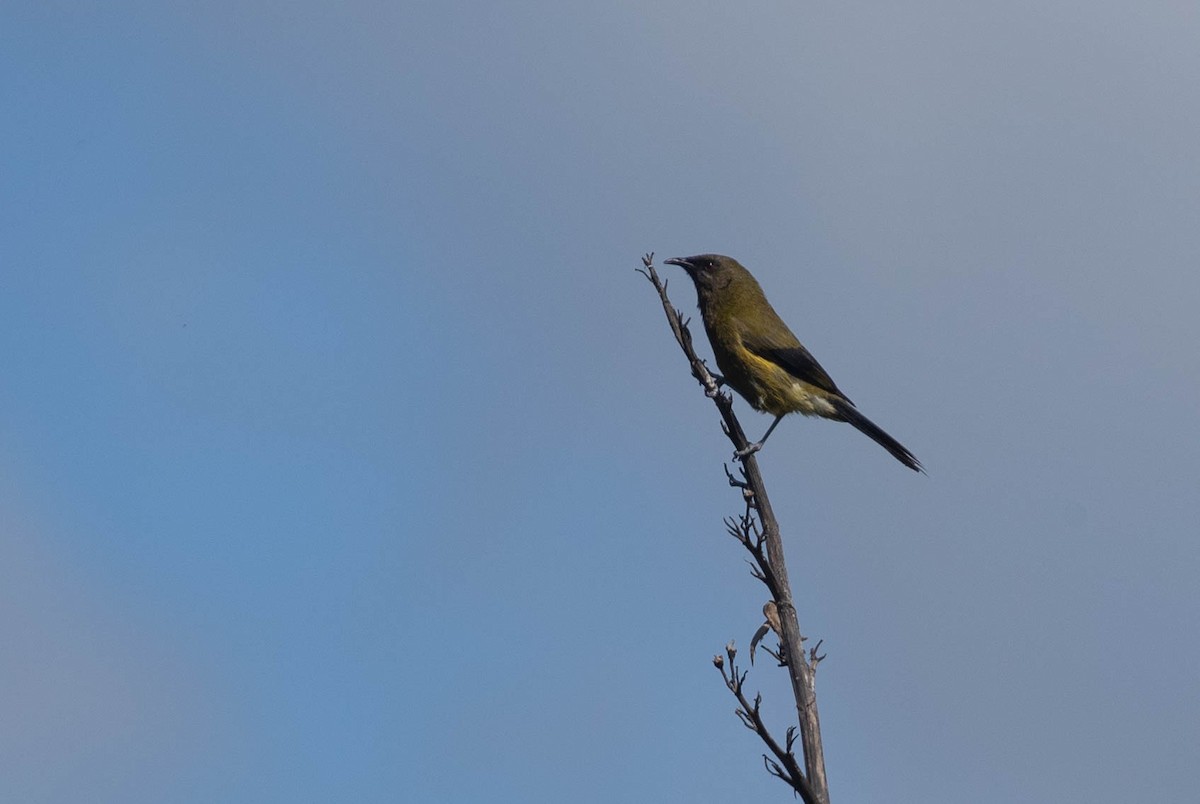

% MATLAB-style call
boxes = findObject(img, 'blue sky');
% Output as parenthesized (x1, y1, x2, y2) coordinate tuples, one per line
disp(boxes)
(3, 2, 1199, 802)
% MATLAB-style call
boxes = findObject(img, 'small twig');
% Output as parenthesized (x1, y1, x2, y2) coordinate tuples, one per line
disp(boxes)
(723, 464, 750, 491)
(810, 639, 826, 670)
(712, 652, 816, 803)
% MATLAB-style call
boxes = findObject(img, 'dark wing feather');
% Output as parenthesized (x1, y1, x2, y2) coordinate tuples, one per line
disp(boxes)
(738, 321, 850, 402)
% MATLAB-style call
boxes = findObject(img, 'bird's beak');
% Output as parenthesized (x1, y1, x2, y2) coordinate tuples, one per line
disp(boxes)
(664, 257, 691, 271)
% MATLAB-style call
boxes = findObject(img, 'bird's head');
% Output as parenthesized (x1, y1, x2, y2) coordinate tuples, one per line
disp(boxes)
(664, 254, 746, 293)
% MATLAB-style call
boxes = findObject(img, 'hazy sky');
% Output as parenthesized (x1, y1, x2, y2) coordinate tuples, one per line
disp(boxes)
(3, 2, 1199, 802)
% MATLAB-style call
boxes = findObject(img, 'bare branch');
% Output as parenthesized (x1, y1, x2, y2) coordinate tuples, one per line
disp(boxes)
(712, 655, 817, 803)
(641, 254, 830, 803)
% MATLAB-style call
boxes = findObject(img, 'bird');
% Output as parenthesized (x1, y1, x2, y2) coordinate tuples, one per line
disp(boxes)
(664, 254, 923, 472)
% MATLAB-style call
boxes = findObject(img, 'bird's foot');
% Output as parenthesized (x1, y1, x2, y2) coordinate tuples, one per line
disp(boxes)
(733, 441, 764, 461)
(702, 370, 725, 398)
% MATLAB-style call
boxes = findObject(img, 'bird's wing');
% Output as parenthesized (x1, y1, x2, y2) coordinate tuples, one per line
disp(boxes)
(737, 321, 850, 402)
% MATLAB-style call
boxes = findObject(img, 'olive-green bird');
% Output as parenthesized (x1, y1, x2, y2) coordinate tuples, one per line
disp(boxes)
(665, 254, 923, 472)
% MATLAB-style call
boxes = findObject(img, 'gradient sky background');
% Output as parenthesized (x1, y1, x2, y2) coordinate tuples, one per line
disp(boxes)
(3, 2, 1199, 802)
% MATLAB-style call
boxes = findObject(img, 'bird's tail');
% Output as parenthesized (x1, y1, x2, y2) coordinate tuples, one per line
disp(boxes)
(830, 398, 924, 473)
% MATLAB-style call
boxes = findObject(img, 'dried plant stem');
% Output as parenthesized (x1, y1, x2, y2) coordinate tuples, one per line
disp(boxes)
(640, 253, 829, 804)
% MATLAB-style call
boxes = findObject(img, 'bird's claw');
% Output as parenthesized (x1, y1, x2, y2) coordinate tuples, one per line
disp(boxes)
(734, 441, 764, 462)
